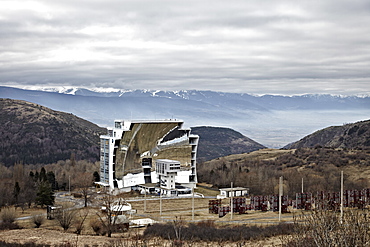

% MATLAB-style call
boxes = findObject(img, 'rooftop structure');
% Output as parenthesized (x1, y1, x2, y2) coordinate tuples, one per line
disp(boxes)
(99, 119, 199, 190)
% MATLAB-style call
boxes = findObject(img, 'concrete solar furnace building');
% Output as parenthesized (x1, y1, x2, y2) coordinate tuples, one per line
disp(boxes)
(99, 120, 199, 191)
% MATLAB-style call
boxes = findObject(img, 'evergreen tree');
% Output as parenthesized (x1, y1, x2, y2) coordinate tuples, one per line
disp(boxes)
(40, 167, 47, 182)
(13, 181, 20, 205)
(35, 180, 54, 207)
(47, 171, 58, 190)
(93, 171, 100, 182)
(34, 171, 39, 182)
(24, 178, 37, 208)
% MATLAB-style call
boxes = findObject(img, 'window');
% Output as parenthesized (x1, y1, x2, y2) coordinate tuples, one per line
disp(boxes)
(115, 121, 123, 129)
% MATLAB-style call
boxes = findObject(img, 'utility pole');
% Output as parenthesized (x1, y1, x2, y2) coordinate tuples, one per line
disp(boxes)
(302, 177, 304, 193)
(160, 189, 162, 217)
(230, 182, 233, 220)
(279, 176, 283, 222)
(144, 188, 147, 213)
(192, 187, 195, 221)
(69, 175, 71, 195)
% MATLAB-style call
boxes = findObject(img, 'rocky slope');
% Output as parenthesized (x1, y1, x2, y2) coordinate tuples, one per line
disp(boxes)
(0, 99, 106, 166)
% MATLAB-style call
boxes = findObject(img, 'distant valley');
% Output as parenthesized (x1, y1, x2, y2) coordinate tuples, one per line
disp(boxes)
(1, 86, 370, 148)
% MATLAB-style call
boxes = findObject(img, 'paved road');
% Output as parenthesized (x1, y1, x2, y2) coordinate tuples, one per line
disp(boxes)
(15, 191, 82, 221)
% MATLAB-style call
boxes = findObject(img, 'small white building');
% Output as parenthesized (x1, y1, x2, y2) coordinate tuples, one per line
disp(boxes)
(217, 187, 249, 199)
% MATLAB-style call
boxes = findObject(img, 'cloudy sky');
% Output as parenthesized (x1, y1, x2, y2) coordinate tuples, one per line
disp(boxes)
(1, 0, 370, 95)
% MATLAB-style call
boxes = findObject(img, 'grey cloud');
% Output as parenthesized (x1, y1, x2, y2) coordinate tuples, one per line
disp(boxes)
(1, 0, 370, 95)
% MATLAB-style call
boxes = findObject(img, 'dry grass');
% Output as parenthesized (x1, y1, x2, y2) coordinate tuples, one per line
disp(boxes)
(0, 186, 294, 246)
(195, 185, 220, 197)
(0, 228, 284, 246)
(127, 195, 295, 225)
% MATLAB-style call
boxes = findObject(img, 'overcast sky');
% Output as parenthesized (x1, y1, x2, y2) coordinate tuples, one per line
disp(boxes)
(1, 0, 370, 95)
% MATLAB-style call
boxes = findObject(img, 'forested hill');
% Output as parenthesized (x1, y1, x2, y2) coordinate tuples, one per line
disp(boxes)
(0, 98, 106, 166)
(0, 98, 265, 166)
(190, 126, 266, 161)
(285, 119, 370, 149)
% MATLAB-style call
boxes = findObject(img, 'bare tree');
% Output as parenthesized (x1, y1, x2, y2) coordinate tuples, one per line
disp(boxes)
(96, 193, 127, 237)
(172, 216, 185, 246)
(75, 173, 93, 207)
(0, 207, 16, 224)
(89, 217, 103, 235)
(74, 208, 89, 235)
(31, 214, 45, 228)
(0, 182, 12, 208)
(22, 177, 37, 208)
(284, 209, 370, 246)
(55, 205, 76, 232)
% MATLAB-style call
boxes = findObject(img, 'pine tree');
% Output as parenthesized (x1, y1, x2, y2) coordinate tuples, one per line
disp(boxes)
(47, 171, 58, 190)
(93, 171, 100, 182)
(13, 181, 20, 205)
(35, 180, 55, 207)
(34, 171, 39, 182)
(40, 167, 47, 182)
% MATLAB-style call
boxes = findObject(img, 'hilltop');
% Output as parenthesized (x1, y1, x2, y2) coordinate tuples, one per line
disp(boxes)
(191, 126, 266, 161)
(0, 99, 106, 166)
(285, 119, 370, 149)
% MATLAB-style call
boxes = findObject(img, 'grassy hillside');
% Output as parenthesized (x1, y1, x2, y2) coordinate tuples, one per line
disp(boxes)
(197, 147, 370, 196)
(0, 99, 106, 166)
(286, 119, 370, 149)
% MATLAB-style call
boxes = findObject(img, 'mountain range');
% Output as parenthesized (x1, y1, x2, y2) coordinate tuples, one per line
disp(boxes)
(1, 86, 370, 147)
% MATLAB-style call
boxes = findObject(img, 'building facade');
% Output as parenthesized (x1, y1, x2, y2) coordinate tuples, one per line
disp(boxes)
(99, 120, 199, 190)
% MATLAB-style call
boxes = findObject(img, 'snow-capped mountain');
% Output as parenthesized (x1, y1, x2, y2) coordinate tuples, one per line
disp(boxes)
(20, 86, 370, 109)
(1, 86, 370, 148)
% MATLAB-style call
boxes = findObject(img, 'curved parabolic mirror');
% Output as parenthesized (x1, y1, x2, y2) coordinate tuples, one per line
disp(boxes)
(114, 122, 192, 179)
